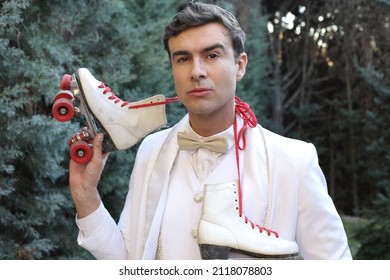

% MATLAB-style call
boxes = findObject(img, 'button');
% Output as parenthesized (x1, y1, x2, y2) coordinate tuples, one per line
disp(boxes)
(194, 193, 203, 203)
(191, 229, 197, 239)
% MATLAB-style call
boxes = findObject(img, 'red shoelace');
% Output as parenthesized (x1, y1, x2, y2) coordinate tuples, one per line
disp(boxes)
(98, 82, 179, 108)
(234, 96, 279, 238)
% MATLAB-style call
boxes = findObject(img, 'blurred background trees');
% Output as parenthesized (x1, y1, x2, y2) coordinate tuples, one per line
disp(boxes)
(0, 0, 389, 259)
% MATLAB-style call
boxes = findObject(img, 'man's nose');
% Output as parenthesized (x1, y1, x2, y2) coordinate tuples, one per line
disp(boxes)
(191, 59, 207, 81)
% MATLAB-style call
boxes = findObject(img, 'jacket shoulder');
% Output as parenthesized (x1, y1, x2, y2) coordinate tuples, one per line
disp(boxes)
(260, 126, 318, 165)
(138, 126, 174, 153)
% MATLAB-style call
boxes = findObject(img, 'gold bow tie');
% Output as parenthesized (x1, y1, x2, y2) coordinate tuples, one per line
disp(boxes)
(177, 131, 228, 153)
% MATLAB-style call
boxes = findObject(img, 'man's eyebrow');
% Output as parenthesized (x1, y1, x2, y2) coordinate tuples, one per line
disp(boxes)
(171, 50, 190, 59)
(203, 43, 226, 53)
(171, 43, 226, 59)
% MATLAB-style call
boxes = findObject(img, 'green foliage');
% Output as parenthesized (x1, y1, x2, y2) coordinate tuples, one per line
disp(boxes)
(0, 0, 180, 259)
(353, 190, 390, 259)
(352, 61, 390, 259)
(0, 0, 74, 259)
(236, 2, 274, 128)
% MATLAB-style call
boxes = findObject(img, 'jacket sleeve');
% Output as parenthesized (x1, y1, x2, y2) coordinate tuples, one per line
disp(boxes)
(76, 202, 128, 259)
(296, 143, 352, 259)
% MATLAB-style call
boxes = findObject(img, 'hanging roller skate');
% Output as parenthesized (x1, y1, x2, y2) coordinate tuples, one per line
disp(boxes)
(197, 181, 299, 259)
(52, 68, 178, 163)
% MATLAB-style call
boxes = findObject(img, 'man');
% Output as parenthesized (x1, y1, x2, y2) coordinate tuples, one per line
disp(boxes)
(69, 1, 352, 259)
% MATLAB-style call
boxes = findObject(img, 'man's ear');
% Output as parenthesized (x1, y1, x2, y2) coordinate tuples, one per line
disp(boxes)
(236, 52, 248, 81)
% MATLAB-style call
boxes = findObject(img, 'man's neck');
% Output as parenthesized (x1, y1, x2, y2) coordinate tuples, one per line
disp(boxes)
(188, 111, 235, 137)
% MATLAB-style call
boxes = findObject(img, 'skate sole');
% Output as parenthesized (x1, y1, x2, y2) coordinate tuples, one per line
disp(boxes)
(199, 244, 299, 260)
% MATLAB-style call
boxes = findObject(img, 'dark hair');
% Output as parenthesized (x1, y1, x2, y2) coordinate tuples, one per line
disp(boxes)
(163, 0, 246, 59)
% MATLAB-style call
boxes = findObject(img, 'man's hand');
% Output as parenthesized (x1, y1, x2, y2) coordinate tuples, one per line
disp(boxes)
(69, 133, 109, 218)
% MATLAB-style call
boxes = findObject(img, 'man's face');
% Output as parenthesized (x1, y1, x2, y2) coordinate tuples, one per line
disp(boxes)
(168, 22, 247, 123)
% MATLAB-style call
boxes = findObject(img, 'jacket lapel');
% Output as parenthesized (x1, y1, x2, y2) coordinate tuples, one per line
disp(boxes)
(141, 115, 189, 258)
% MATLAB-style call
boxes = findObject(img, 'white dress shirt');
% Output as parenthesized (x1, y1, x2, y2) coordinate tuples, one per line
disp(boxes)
(157, 121, 237, 259)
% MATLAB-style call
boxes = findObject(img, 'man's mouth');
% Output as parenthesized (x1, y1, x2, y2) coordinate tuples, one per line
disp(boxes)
(188, 87, 212, 96)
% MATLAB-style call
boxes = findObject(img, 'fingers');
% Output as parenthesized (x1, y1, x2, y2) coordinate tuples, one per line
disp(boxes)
(68, 134, 106, 218)
(93, 133, 110, 165)
(69, 133, 108, 187)
(69, 133, 105, 165)
(84, 133, 107, 176)
(92, 133, 104, 160)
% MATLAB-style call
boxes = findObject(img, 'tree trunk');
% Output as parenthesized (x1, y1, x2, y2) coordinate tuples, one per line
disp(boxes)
(345, 60, 360, 211)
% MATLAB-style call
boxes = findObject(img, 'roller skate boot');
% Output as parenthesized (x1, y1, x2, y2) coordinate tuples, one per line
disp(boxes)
(52, 68, 178, 164)
(197, 180, 299, 259)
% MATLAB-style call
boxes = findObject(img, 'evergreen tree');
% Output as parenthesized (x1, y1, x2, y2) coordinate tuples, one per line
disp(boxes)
(0, 0, 180, 259)
(235, 2, 274, 129)
(353, 62, 390, 259)
(0, 0, 80, 259)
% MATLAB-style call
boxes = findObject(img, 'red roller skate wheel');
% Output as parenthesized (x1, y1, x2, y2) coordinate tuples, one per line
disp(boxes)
(70, 141, 92, 164)
(52, 97, 75, 122)
(68, 130, 90, 147)
(54, 90, 73, 102)
(60, 74, 72, 90)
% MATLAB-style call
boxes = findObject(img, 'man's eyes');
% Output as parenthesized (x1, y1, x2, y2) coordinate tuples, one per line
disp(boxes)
(175, 53, 220, 64)
(177, 57, 189, 63)
(207, 53, 219, 59)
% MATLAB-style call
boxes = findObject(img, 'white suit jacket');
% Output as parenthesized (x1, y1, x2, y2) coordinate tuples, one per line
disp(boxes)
(77, 114, 352, 259)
